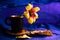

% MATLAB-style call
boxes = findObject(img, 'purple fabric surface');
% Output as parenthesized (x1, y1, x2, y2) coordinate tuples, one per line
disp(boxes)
(0, 2, 60, 40)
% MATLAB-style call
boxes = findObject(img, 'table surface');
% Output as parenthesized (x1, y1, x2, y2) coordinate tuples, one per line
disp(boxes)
(0, 24, 60, 40)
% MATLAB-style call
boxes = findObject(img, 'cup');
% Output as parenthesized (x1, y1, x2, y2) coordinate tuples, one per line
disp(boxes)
(5, 15, 24, 33)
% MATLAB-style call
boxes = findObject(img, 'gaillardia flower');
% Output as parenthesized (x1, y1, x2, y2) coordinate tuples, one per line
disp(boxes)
(24, 4, 40, 24)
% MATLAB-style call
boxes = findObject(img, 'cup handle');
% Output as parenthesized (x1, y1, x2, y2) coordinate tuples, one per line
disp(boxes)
(5, 17, 11, 26)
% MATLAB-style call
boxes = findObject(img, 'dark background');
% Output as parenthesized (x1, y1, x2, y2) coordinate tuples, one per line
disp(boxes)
(0, 0, 60, 28)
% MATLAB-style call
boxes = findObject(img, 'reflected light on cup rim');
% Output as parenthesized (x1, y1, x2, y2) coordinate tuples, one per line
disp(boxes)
(11, 15, 17, 17)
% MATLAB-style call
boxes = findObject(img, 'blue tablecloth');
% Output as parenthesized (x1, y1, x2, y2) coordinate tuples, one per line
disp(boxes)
(0, 24, 60, 40)
(0, 2, 60, 40)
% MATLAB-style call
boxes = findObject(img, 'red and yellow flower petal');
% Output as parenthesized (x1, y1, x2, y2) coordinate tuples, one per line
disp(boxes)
(26, 4, 33, 11)
(33, 7, 40, 12)
(24, 11, 30, 19)
(34, 13, 38, 19)
(28, 17, 34, 24)
(33, 18, 36, 23)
